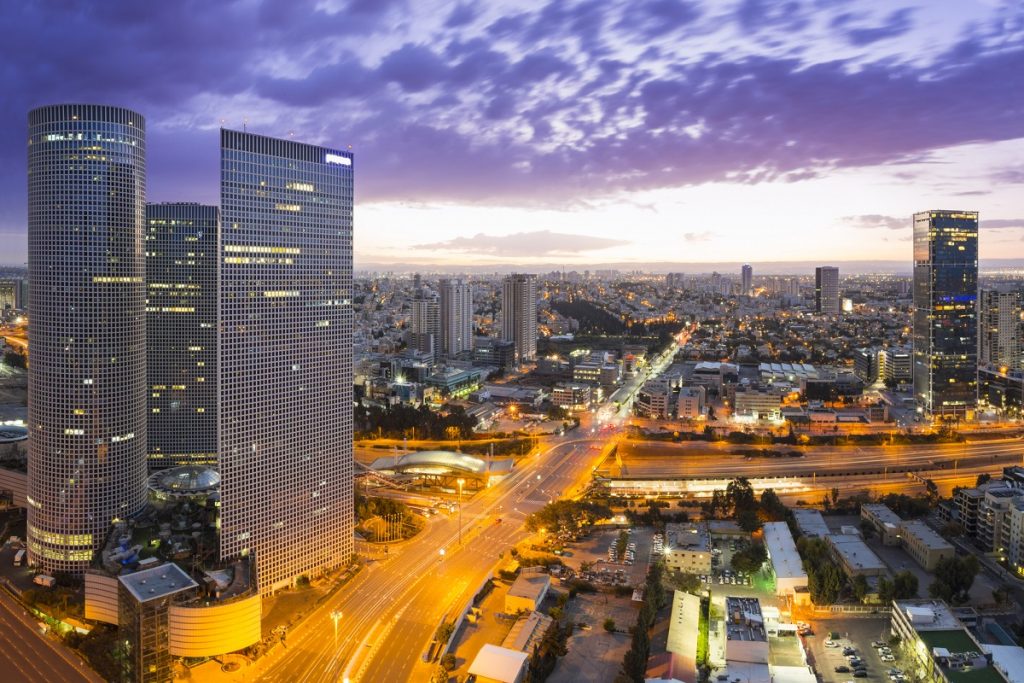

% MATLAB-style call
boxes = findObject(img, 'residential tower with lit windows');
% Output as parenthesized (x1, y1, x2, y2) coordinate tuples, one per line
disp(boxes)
(218, 129, 354, 593)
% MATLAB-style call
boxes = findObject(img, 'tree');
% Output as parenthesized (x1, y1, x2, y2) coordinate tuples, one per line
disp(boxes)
(977, 473, 992, 487)
(604, 618, 616, 633)
(737, 507, 761, 533)
(440, 653, 457, 671)
(669, 571, 702, 594)
(929, 555, 979, 604)
(731, 544, 768, 574)
(893, 571, 919, 599)
(759, 489, 787, 522)
(852, 574, 869, 602)
(808, 562, 844, 605)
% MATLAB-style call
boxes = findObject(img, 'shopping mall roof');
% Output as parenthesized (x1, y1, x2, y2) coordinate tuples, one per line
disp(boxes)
(0, 424, 28, 443)
(148, 465, 220, 496)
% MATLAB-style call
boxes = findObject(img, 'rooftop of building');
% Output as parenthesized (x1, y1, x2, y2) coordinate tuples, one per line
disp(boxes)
(118, 562, 198, 604)
(665, 523, 710, 553)
(826, 534, 887, 572)
(792, 509, 830, 538)
(894, 599, 962, 631)
(899, 519, 955, 551)
(148, 465, 220, 496)
(763, 521, 806, 581)
(508, 572, 550, 601)
(862, 503, 903, 526)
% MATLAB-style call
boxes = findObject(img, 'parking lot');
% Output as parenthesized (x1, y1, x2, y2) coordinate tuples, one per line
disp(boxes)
(805, 618, 907, 683)
(564, 527, 654, 587)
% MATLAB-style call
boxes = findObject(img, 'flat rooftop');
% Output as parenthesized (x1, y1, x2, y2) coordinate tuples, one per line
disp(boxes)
(900, 519, 955, 551)
(508, 572, 550, 601)
(827, 534, 887, 573)
(792, 509, 830, 538)
(763, 522, 806, 582)
(666, 523, 710, 553)
(118, 562, 198, 604)
(895, 600, 962, 631)
(862, 503, 903, 526)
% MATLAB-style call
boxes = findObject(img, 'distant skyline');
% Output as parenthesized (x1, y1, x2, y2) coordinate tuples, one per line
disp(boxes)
(1, 0, 1023, 266)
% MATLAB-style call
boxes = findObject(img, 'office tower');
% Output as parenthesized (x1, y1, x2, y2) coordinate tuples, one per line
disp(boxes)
(219, 129, 353, 593)
(0, 281, 15, 311)
(145, 203, 219, 469)
(978, 290, 1022, 370)
(741, 264, 753, 297)
(815, 266, 840, 314)
(27, 104, 148, 572)
(912, 210, 979, 419)
(410, 286, 440, 359)
(440, 278, 473, 358)
(501, 273, 538, 365)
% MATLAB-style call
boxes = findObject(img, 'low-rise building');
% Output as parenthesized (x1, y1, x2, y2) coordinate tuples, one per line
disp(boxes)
(505, 573, 550, 614)
(468, 643, 529, 683)
(676, 386, 706, 419)
(861, 503, 904, 545)
(826, 534, 888, 577)
(899, 520, 955, 572)
(551, 383, 592, 412)
(763, 522, 808, 604)
(891, 599, 1008, 683)
(724, 596, 770, 683)
(792, 509, 830, 538)
(663, 523, 712, 576)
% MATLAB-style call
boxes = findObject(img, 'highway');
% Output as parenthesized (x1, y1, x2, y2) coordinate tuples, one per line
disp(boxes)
(254, 434, 605, 683)
(602, 437, 1024, 478)
(0, 589, 101, 683)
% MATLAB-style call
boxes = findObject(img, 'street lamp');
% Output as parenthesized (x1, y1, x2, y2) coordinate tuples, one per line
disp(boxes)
(457, 478, 466, 545)
(331, 610, 343, 647)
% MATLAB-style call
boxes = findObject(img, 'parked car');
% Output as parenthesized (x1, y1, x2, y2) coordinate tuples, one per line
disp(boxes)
(835, 666, 851, 673)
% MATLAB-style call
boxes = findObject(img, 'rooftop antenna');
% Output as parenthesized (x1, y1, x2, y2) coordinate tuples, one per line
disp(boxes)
(243, 116, 248, 132)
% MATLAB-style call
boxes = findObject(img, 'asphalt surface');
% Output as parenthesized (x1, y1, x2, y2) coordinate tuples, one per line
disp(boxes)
(0, 589, 101, 683)
(254, 434, 604, 683)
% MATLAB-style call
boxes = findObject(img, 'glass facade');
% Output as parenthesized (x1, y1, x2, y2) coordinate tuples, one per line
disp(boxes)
(27, 104, 148, 572)
(145, 203, 219, 468)
(218, 129, 354, 593)
(912, 210, 979, 418)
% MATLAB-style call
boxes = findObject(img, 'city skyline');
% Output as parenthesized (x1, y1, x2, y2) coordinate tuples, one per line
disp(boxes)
(1, 1, 1024, 267)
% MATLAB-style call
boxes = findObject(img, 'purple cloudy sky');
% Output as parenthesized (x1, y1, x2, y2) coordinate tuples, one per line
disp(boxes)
(1, 0, 1023, 267)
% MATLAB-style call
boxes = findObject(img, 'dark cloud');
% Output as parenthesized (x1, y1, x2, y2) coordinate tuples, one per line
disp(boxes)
(415, 230, 629, 256)
(0, 0, 1021, 238)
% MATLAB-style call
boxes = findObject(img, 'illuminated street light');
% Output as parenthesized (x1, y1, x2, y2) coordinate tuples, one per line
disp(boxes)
(331, 610, 343, 646)
(457, 478, 466, 545)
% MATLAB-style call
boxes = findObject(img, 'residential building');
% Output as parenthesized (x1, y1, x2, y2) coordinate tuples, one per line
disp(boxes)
(27, 104, 149, 572)
(663, 523, 712, 575)
(439, 278, 473, 359)
(218, 129, 354, 593)
(676, 386, 706, 420)
(815, 266, 840, 315)
(501, 274, 538, 365)
(741, 264, 753, 297)
(410, 286, 440, 360)
(145, 203, 219, 469)
(978, 290, 1021, 370)
(899, 520, 955, 572)
(912, 210, 979, 419)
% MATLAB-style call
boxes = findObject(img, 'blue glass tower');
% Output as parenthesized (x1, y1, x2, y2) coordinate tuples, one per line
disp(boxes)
(912, 210, 978, 419)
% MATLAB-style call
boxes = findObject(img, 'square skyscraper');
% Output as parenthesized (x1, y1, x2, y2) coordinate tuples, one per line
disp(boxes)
(912, 210, 978, 419)
(219, 130, 354, 593)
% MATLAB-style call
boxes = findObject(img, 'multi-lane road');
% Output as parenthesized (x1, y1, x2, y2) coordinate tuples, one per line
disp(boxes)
(254, 435, 604, 683)
(0, 589, 101, 683)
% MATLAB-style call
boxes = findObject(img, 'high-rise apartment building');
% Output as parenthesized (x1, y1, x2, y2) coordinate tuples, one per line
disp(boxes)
(501, 274, 538, 365)
(440, 278, 473, 359)
(978, 290, 1022, 370)
(27, 104, 149, 572)
(814, 266, 840, 314)
(741, 264, 753, 297)
(913, 210, 979, 419)
(410, 286, 441, 360)
(145, 203, 219, 469)
(219, 129, 354, 593)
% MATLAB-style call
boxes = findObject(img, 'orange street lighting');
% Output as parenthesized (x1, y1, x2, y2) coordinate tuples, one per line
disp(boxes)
(457, 478, 466, 545)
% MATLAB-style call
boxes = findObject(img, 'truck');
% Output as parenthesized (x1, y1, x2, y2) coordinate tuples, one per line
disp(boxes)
(33, 574, 56, 588)
(13, 549, 25, 566)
